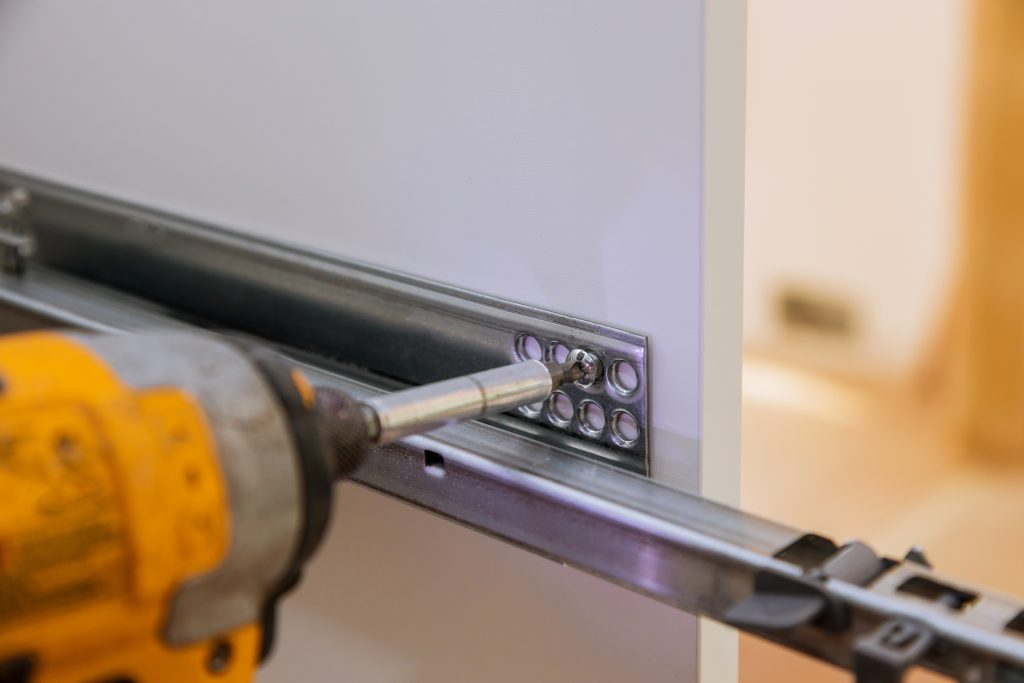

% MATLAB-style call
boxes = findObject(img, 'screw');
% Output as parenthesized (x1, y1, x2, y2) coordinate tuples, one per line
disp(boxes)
(566, 349, 604, 388)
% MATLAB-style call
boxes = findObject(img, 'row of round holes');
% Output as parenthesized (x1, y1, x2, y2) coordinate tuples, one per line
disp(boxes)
(514, 334, 640, 396)
(520, 392, 641, 447)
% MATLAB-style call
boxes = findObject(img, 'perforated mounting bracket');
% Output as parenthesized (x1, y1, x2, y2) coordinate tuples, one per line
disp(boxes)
(0, 168, 650, 474)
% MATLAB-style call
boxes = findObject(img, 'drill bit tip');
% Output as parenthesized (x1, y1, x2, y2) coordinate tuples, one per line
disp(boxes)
(554, 348, 603, 389)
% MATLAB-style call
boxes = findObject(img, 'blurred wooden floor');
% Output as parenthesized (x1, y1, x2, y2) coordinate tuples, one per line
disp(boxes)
(739, 355, 1024, 682)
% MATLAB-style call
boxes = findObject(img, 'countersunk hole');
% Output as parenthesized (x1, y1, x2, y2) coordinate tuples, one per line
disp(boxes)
(519, 401, 543, 418)
(548, 342, 570, 364)
(424, 450, 446, 478)
(610, 410, 640, 446)
(515, 334, 543, 361)
(609, 360, 639, 395)
(547, 391, 573, 428)
(577, 400, 606, 436)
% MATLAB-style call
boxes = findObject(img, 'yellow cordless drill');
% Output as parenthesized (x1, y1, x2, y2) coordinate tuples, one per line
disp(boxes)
(0, 330, 594, 683)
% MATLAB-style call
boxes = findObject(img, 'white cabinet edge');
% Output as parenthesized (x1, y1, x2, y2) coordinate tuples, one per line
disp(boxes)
(699, 0, 746, 682)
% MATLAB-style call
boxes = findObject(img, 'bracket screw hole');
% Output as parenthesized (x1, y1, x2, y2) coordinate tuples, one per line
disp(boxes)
(515, 334, 543, 361)
(548, 342, 570, 364)
(547, 391, 573, 427)
(609, 360, 639, 395)
(577, 400, 606, 436)
(610, 410, 640, 446)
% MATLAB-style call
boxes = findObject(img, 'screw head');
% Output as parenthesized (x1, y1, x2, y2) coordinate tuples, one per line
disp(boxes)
(568, 349, 603, 388)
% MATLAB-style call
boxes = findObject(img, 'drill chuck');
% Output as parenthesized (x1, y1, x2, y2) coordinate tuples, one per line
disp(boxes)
(314, 386, 373, 479)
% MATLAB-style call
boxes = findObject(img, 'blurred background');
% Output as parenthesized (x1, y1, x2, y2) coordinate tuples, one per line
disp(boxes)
(740, 0, 1024, 680)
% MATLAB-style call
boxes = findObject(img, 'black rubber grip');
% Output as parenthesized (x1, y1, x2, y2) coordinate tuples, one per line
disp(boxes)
(314, 385, 371, 480)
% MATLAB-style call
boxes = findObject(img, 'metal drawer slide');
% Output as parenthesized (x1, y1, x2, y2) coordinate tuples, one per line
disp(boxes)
(0, 169, 649, 472)
(2, 172, 1024, 682)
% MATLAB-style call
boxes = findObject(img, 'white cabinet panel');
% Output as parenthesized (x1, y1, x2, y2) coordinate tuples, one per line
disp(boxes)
(0, 2, 744, 680)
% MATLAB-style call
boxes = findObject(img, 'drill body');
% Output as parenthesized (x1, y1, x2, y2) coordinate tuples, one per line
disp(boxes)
(0, 329, 574, 682)
(0, 331, 338, 683)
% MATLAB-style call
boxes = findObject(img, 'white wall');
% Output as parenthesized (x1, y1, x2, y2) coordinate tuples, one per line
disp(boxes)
(745, 0, 968, 376)
(0, 2, 744, 681)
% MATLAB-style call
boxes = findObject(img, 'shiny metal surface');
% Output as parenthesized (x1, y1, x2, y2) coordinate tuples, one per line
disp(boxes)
(364, 359, 560, 445)
(0, 186, 33, 274)
(4, 268, 1024, 681)
(565, 348, 603, 388)
(0, 168, 650, 472)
